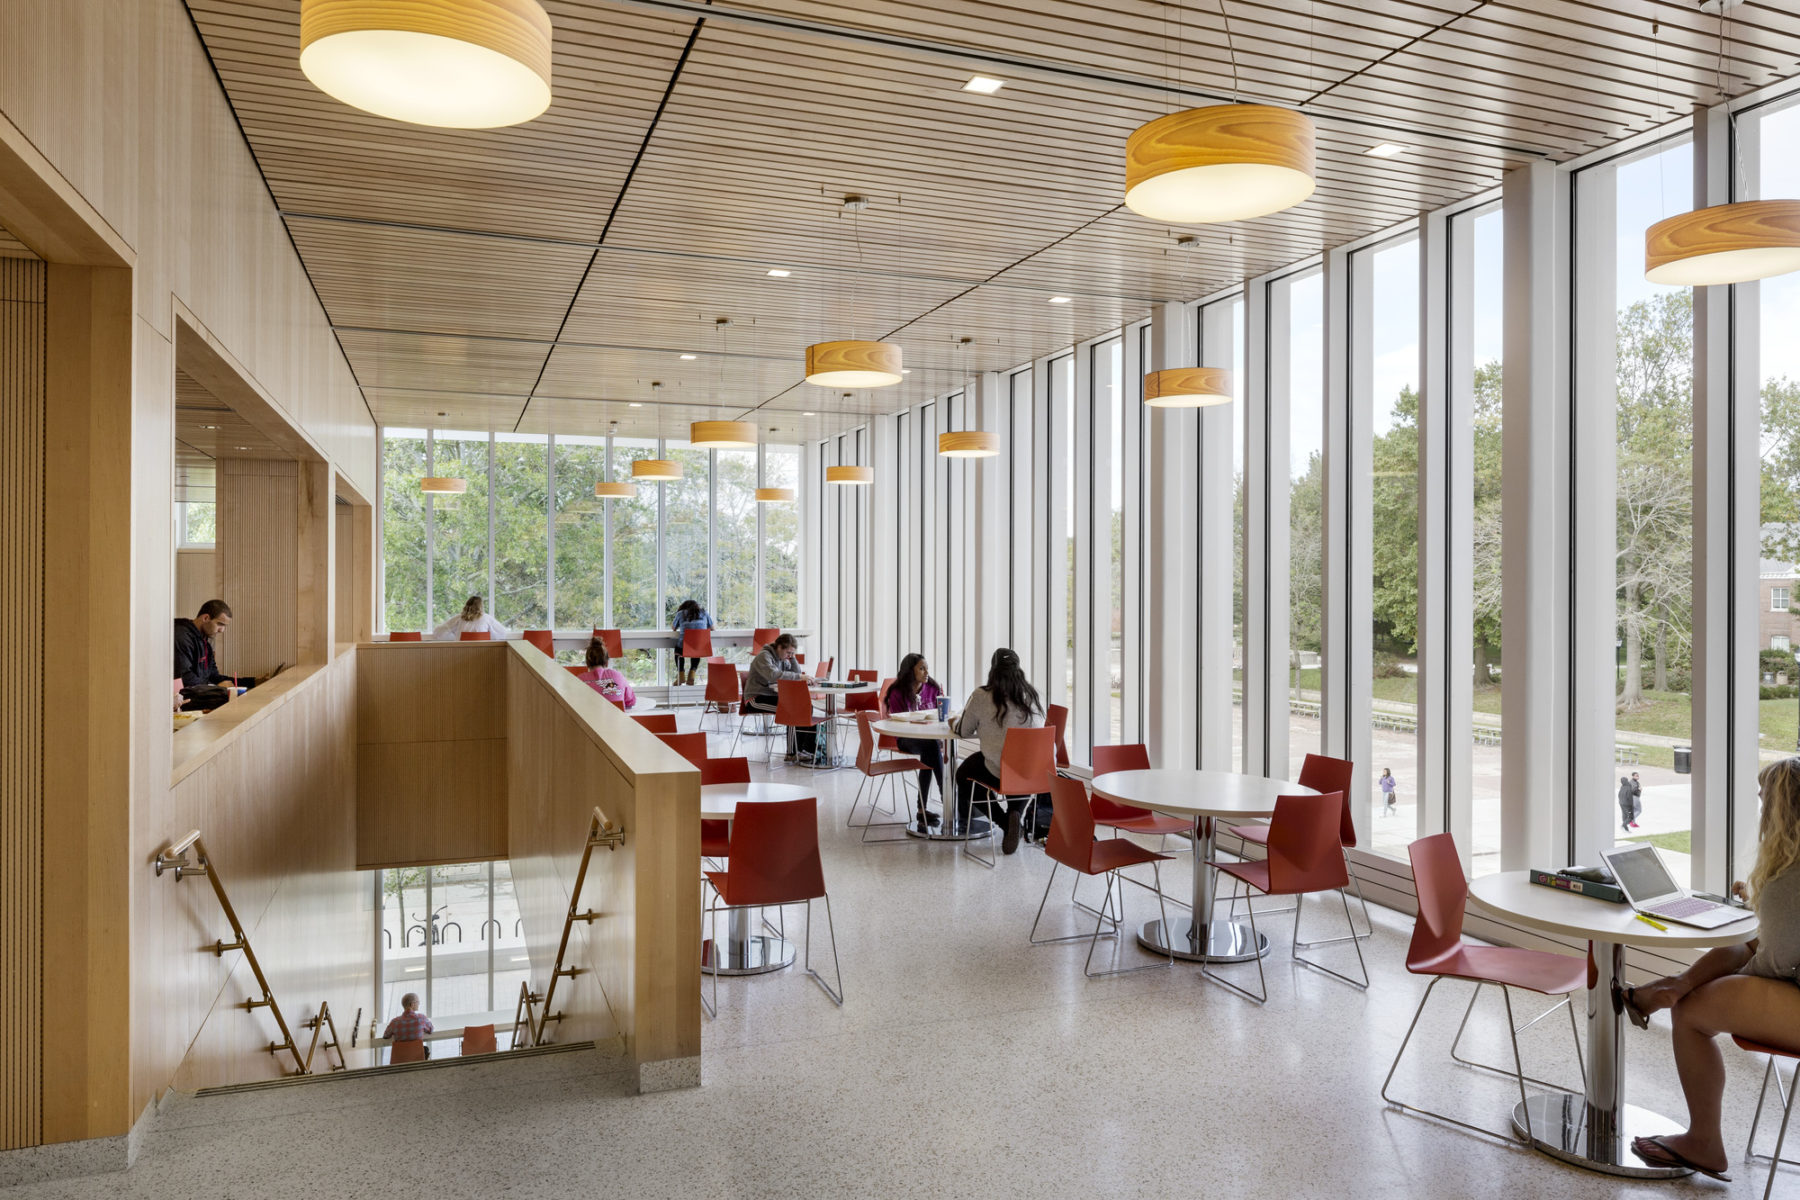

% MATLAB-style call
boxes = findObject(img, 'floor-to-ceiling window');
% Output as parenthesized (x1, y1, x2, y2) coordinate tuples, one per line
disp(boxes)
(1279, 271, 1325, 784)
(376, 861, 526, 1049)
(552, 434, 608, 633)
(430, 431, 491, 630)
(1055, 354, 1076, 725)
(764, 444, 802, 629)
(492, 433, 548, 630)
(381, 428, 429, 632)
(663, 439, 710, 629)
(714, 447, 757, 645)
(1097, 336, 1125, 744)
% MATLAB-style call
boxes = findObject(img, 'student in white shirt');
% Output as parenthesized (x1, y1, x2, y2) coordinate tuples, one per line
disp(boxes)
(432, 595, 511, 641)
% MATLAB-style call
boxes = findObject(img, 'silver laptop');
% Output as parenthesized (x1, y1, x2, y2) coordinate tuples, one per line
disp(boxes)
(1599, 843, 1752, 930)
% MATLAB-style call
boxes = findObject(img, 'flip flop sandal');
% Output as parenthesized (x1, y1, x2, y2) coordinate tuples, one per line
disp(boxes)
(1612, 982, 1652, 1030)
(1631, 1136, 1732, 1181)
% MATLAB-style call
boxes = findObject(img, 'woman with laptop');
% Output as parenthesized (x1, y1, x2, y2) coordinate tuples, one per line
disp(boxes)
(1619, 757, 1800, 1180)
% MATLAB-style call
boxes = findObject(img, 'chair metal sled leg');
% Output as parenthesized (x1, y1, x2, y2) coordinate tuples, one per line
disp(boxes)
(1288, 888, 1369, 989)
(1382, 978, 1546, 1145)
(1446, 984, 1587, 1095)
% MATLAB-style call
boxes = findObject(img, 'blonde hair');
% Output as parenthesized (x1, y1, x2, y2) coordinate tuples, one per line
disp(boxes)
(1748, 758, 1800, 910)
(460, 595, 484, 622)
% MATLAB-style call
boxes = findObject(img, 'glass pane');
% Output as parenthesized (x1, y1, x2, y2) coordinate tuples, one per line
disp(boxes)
(1099, 336, 1124, 745)
(425, 861, 492, 1023)
(430, 432, 491, 631)
(492, 433, 548, 630)
(715, 448, 757, 633)
(183, 501, 217, 545)
(552, 435, 607, 630)
(1055, 355, 1075, 714)
(1365, 236, 1421, 858)
(609, 439, 659, 683)
(381, 431, 429, 633)
(1467, 206, 1506, 876)
(764, 445, 801, 629)
(662, 441, 709, 627)
(1284, 272, 1325, 784)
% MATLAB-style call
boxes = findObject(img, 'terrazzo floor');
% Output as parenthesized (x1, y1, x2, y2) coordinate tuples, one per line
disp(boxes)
(6, 716, 1793, 1199)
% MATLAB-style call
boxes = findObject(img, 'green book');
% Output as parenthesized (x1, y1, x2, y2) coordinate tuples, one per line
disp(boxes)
(1529, 868, 1628, 905)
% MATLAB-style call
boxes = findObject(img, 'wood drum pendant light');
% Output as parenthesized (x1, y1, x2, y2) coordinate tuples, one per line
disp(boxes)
(825, 466, 875, 485)
(937, 431, 999, 458)
(689, 420, 758, 449)
(421, 477, 468, 494)
(755, 487, 797, 502)
(632, 459, 682, 482)
(1124, 104, 1315, 224)
(594, 481, 637, 498)
(1143, 367, 1234, 407)
(298, 0, 554, 129)
(1644, 200, 1800, 286)
(804, 340, 903, 388)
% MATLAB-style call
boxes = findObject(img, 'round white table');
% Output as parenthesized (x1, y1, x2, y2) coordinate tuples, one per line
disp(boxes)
(871, 716, 984, 842)
(805, 682, 877, 768)
(1467, 871, 1759, 1177)
(1092, 769, 1317, 963)
(699, 781, 817, 976)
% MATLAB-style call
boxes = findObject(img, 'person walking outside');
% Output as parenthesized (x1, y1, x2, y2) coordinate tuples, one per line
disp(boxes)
(1619, 773, 1644, 831)
(1378, 768, 1397, 817)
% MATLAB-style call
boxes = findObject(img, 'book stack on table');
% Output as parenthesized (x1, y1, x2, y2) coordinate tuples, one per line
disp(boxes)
(1528, 868, 1627, 904)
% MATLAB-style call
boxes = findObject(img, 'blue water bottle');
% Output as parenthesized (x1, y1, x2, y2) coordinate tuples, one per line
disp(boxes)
(936, 695, 950, 721)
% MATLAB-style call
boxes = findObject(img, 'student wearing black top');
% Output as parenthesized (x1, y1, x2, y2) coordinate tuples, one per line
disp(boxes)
(174, 599, 265, 711)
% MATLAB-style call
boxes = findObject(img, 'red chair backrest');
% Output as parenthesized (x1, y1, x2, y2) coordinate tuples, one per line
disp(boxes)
(723, 798, 826, 905)
(631, 713, 678, 734)
(522, 629, 554, 656)
(752, 628, 779, 655)
(705, 663, 740, 704)
(1045, 704, 1071, 768)
(1265, 792, 1349, 895)
(814, 657, 832, 679)
(1297, 752, 1357, 848)
(390, 1039, 427, 1064)
(1406, 832, 1470, 973)
(849, 668, 877, 682)
(1090, 743, 1152, 821)
(875, 677, 900, 749)
(592, 629, 624, 658)
(388, 631, 422, 642)
(564, 664, 586, 675)
(854, 711, 883, 774)
(460, 631, 492, 641)
(845, 685, 880, 713)
(1045, 775, 1100, 873)
(658, 731, 708, 767)
(775, 678, 816, 727)
(997, 726, 1057, 796)
(681, 628, 714, 659)
(699, 756, 751, 786)
(461, 1024, 498, 1055)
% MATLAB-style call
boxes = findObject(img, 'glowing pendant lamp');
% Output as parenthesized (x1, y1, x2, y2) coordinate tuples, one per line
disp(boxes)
(421, 477, 467, 494)
(689, 420, 758, 449)
(805, 340, 903, 388)
(825, 465, 874, 485)
(298, 0, 554, 129)
(938, 431, 999, 458)
(1124, 104, 1315, 224)
(1645, 200, 1800, 286)
(1143, 367, 1234, 408)
(632, 459, 682, 482)
(755, 487, 797, 502)
(594, 481, 636, 498)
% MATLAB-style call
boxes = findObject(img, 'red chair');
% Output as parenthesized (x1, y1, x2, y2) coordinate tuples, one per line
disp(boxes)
(1029, 775, 1174, 976)
(632, 712, 678, 734)
(966, 726, 1057, 867)
(658, 731, 708, 767)
(1382, 832, 1587, 1144)
(702, 658, 740, 731)
(703, 798, 842, 1012)
(846, 712, 925, 840)
(751, 628, 780, 655)
(1090, 744, 1191, 844)
(1226, 753, 1369, 941)
(699, 756, 751, 787)
(1046, 703, 1072, 772)
(564, 664, 587, 676)
(679, 629, 714, 692)
(460, 1024, 498, 1055)
(873, 676, 902, 755)
(522, 629, 554, 656)
(388, 631, 422, 642)
(459, 631, 492, 641)
(813, 657, 833, 680)
(773, 678, 832, 768)
(697, 755, 751, 864)
(848, 668, 877, 682)
(389, 1039, 427, 1064)
(1204, 792, 1366, 1002)
(592, 628, 624, 659)
(1736, 1035, 1800, 1197)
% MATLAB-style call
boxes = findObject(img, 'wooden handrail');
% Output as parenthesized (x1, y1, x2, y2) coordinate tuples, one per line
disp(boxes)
(153, 832, 308, 1075)
(299, 1001, 347, 1074)
(519, 808, 625, 1047)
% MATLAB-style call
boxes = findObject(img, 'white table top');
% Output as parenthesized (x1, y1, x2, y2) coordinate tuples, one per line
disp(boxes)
(1091, 769, 1317, 819)
(811, 681, 876, 694)
(1467, 871, 1758, 949)
(699, 781, 817, 821)
(872, 717, 958, 741)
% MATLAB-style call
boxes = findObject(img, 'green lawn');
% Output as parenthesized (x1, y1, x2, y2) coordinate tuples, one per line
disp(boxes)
(1625, 830, 1692, 855)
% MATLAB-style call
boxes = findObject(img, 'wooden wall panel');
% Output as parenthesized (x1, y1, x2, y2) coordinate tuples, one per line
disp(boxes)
(216, 458, 298, 679)
(334, 502, 352, 647)
(174, 548, 217, 624)
(0, 255, 44, 1150)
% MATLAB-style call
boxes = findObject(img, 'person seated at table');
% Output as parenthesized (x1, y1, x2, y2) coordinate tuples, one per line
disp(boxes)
(174, 599, 262, 710)
(952, 647, 1049, 855)
(577, 636, 637, 709)
(885, 652, 945, 830)
(432, 594, 510, 641)
(1619, 757, 1800, 1180)
(744, 632, 815, 759)
(671, 598, 715, 687)
(382, 992, 434, 1061)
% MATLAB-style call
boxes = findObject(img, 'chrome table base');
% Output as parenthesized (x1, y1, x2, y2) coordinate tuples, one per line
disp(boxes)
(1512, 1095, 1690, 1178)
(1137, 917, 1268, 963)
(701, 934, 796, 976)
(904, 816, 992, 843)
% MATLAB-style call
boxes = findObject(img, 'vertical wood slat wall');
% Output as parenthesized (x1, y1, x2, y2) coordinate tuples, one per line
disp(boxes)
(1, 255, 45, 1149)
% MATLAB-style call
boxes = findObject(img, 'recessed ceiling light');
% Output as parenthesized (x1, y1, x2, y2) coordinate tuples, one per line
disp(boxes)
(902, 368, 912, 374)
(1365, 142, 1405, 158)
(235, 446, 252, 451)
(200, 424, 219, 430)
(629, 402, 644, 408)
(679, 353, 697, 360)
(963, 75, 1005, 95)
(766, 268, 791, 277)
(803, 411, 816, 416)
(1048, 296, 1072, 304)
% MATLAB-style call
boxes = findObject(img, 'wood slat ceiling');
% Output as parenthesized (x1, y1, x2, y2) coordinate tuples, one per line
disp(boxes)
(174, 368, 294, 501)
(0, 223, 36, 261)
(182, 0, 1800, 440)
